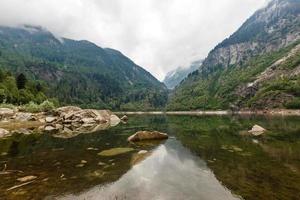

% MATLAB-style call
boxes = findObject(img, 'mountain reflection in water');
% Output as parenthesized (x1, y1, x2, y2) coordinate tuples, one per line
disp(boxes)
(59, 139, 240, 200)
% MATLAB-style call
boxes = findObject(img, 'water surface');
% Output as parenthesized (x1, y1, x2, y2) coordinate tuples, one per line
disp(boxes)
(1, 115, 300, 200)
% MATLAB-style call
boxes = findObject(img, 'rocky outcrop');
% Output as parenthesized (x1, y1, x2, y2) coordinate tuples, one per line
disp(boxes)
(128, 131, 168, 142)
(0, 108, 15, 120)
(0, 106, 120, 138)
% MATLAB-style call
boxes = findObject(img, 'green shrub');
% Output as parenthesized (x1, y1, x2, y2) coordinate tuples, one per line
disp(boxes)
(21, 100, 56, 113)
(0, 103, 16, 109)
(285, 98, 300, 109)
(40, 100, 55, 112)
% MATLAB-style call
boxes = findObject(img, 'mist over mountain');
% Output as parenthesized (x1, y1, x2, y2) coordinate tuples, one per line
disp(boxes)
(163, 60, 203, 89)
(0, 25, 167, 110)
(167, 0, 300, 110)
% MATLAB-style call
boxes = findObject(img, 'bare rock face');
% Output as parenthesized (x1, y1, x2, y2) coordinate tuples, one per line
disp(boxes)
(248, 125, 266, 136)
(128, 131, 168, 142)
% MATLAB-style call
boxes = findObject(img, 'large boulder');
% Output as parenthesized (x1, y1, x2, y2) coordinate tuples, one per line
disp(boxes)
(110, 114, 120, 126)
(15, 112, 33, 121)
(54, 106, 82, 117)
(45, 116, 57, 123)
(248, 125, 266, 136)
(128, 131, 168, 142)
(0, 108, 14, 119)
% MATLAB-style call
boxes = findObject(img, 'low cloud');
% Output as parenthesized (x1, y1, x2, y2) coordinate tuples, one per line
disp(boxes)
(0, 0, 269, 80)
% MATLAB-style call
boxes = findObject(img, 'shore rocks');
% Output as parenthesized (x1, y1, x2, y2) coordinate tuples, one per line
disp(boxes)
(0, 106, 121, 138)
(248, 125, 266, 136)
(0, 108, 14, 119)
(128, 131, 169, 142)
(45, 117, 57, 123)
(15, 112, 34, 121)
(120, 115, 128, 121)
(0, 128, 9, 138)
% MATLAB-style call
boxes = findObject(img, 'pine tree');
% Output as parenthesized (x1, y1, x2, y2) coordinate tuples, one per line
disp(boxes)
(16, 73, 27, 90)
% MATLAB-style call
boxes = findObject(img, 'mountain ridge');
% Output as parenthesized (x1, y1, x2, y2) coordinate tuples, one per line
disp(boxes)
(167, 0, 300, 110)
(0, 25, 168, 110)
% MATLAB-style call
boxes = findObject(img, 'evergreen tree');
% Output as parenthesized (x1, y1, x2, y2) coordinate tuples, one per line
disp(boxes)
(16, 73, 27, 90)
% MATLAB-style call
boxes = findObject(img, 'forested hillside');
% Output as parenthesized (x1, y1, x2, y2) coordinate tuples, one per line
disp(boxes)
(167, 0, 300, 110)
(0, 25, 167, 110)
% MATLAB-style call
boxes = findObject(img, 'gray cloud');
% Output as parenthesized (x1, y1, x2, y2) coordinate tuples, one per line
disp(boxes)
(0, 0, 269, 80)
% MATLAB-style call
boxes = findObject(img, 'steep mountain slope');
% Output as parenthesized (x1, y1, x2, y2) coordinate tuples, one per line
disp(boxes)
(167, 0, 300, 110)
(163, 60, 202, 89)
(0, 25, 167, 110)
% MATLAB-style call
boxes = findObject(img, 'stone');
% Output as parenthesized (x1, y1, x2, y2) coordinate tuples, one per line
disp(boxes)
(15, 112, 33, 121)
(54, 106, 82, 117)
(98, 147, 134, 156)
(0, 108, 14, 118)
(131, 150, 151, 166)
(127, 131, 168, 142)
(44, 126, 56, 131)
(98, 161, 106, 166)
(17, 175, 37, 182)
(248, 125, 266, 136)
(138, 150, 148, 154)
(45, 117, 56, 123)
(0, 128, 9, 138)
(81, 118, 95, 124)
(120, 115, 128, 121)
(110, 114, 121, 127)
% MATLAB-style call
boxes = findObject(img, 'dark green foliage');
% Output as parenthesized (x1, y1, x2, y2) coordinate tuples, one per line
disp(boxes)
(0, 25, 167, 110)
(16, 73, 26, 90)
(0, 69, 50, 105)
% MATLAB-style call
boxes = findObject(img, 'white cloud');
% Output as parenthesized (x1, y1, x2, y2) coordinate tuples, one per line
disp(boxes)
(0, 0, 270, 80)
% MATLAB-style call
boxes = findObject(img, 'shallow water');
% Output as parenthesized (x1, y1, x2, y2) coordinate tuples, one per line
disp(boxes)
(1, 115, 300, 200)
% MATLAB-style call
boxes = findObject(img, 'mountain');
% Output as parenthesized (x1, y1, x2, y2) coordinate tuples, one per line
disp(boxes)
(167, 0, 300, 110)
(0, 25, 167, 110)
(163, 60, 203, 89)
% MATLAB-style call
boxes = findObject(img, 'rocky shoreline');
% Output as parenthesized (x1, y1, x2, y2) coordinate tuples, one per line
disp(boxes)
(0, 106, 121, 139)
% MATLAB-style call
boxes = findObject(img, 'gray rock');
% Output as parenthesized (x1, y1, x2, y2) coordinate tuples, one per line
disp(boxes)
(15, 112, 33, 121)
(45, 116, 56, 123)
(248, 125, 266, 136)
(0, 108, 14, 119)
(44, 126, 56, 132)
(110, 114, 120, 127)
(81, 118, 95, 124)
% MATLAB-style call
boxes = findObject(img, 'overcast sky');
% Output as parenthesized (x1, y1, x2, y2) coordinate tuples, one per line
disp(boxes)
(0, 0, 270, 80)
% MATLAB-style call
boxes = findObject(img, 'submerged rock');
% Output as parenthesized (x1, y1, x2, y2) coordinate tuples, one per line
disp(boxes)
(17, 175, 37, 182)
(248, 125, 266, 136)
(98, 147, 134, 156)
(128, 131, 169, 142)
(131, 150, 151, 166)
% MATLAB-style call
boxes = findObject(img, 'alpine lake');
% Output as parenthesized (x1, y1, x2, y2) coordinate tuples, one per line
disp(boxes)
(1, 114, 300, 200)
